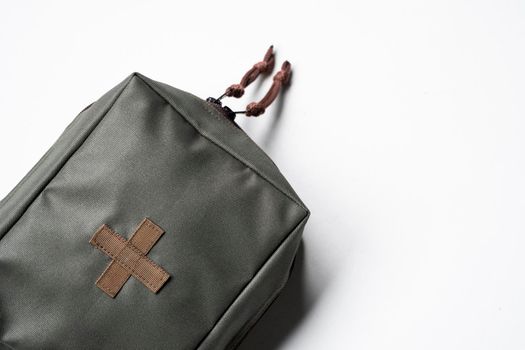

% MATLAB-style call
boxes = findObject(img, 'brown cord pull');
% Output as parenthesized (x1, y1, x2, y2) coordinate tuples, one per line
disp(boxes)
(207, 46, 291, 121)
(245, 61, 292, 117)
(222, 45, 275, 99)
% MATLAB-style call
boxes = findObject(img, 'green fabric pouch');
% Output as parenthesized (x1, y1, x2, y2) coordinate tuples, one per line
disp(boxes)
(0, 47, 309, 349)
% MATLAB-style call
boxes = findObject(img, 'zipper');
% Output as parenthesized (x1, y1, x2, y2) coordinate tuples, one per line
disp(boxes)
(206, 97, 241, 128)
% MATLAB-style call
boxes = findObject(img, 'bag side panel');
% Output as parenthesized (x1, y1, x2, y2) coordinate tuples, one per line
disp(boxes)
(197, 214, 309, 350)
(0, 74, 134, 240)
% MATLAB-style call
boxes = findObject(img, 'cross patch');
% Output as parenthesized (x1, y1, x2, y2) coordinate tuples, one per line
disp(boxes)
(89, 218, 170, 298)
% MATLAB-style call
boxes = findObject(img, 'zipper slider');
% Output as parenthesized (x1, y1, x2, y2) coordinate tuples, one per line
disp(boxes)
(206, 97, 236, 122)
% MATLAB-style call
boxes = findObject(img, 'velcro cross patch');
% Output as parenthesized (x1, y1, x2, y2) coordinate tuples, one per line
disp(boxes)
(89, 218, 170, 298)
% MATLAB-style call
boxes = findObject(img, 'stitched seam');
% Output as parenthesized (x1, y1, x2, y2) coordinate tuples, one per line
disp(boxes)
(98, 226, 166, 273)
(96, 274, 119, 295)
(202, 96, 241, 129)
(92, 240, 165, 290)
(96, 261, 133, 296)
(0, 74, 135, 242)
(136, 75, 307, 212)
(195, 212, 309, 349)
(135, 224, 162, 251)
(0, 105, 92, 208)
(200, 99, 304, 209)
(143, 219, 162, 232)
(226, 272, 288, 350)
(130, 219, 162, 252)
(137, 234, 156, 252)
(95, 261, 123, 295)
(0, 340, 15, 350)
(93, 227, 167, 290)
(97, 279, 116, 295)
(95, 220, 164, 295)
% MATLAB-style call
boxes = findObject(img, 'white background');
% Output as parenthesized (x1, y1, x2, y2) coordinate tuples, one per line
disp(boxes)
(1, 1, 524, 349)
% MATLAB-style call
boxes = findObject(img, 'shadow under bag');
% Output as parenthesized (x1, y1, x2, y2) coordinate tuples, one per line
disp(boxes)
(0, 47, 309, 349)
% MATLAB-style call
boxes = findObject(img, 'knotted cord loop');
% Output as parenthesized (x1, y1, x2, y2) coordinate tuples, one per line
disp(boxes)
(223, 45, 275, 99)
(245, 61, 292, 117)
(209, 46, 292, 120)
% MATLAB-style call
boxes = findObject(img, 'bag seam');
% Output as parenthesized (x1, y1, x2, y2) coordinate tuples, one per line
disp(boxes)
(0, 104, 92, 208)
(135, 75, 308, 213)
(226, 268, 289, 350)
(0, 75, 133, 242)
(0, 340, 15, 350)
(197, 213, 308, 350)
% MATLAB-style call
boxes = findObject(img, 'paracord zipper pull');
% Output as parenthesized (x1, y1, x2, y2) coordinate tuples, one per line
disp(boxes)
(242, 60, 292, 117)
(207, 46, 291, 120)
(219, 45, 275, 100)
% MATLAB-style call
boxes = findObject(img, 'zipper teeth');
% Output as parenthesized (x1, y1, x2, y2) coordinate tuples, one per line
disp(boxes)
(206, 100, 241, 129)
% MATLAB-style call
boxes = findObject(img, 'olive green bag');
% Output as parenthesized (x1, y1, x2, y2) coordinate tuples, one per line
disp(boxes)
(0, 46, 309, 349)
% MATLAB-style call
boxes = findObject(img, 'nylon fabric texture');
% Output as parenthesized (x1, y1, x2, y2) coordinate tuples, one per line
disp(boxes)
(0, 72, 309, 350)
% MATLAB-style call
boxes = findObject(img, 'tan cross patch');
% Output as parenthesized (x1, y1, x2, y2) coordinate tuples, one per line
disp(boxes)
(89, 218, 170, 298)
